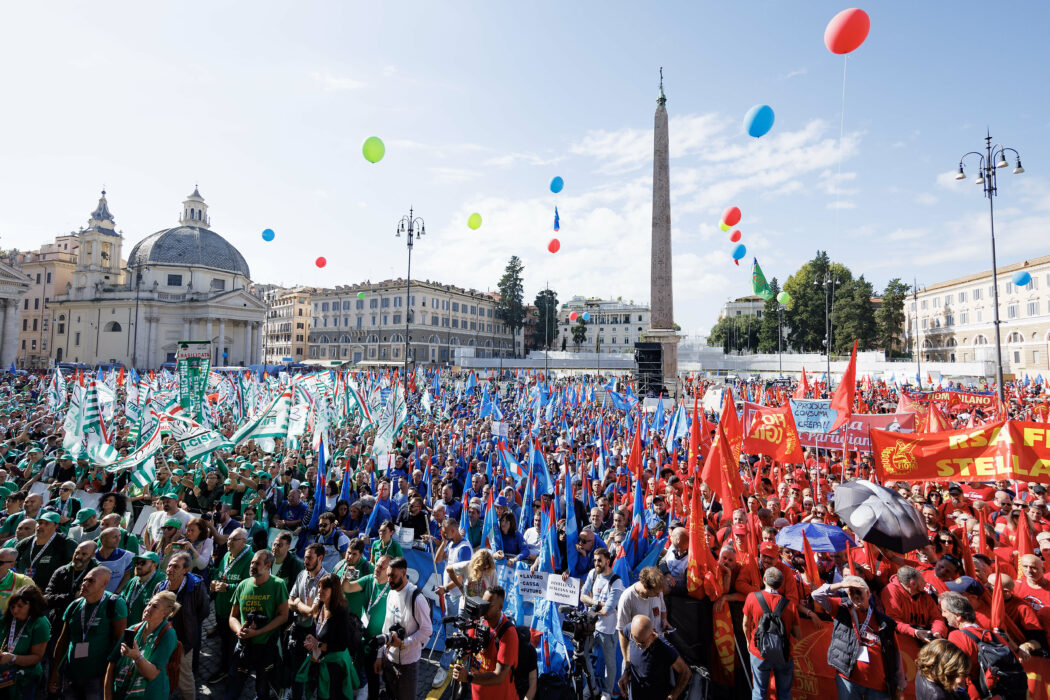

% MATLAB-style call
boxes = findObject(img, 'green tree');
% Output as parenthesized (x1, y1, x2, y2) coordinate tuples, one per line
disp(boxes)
(707, 315, 759, 353)
(832, 275, 876, 352)
(572, 320, 588, 350)
(876, 278, 910, 358)
(534, 288, 559, 350)
(782, 251, 853, 352)
(495, 256, 526, 332)
(757, 277, 782, 353)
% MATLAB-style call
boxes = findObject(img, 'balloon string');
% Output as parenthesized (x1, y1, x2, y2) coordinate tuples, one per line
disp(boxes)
(834, 55, 848, 237)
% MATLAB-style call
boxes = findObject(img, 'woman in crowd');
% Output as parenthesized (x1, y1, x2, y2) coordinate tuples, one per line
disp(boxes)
(293, 573, 359, 700)
(369, 520, 403, 564)
(0, 585, 50, 700)
(241, 505, 268, 551)
(494, 512, 532, 565)
(170, 517, 214, 575)
(185, 470, 224, 513)
(915, 639, 969, 700)
(98, 492, 130, 526)
(443, 549, 498, 611)
(104, 591, 180, 700)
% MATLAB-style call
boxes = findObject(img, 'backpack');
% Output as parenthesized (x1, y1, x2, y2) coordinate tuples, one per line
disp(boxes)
(961, 629, 1027, 699)
(752, 592, 789, 666)
(130, 621, 182, 690)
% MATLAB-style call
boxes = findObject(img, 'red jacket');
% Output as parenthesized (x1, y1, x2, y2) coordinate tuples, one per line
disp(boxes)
(879, 576, 947, 638)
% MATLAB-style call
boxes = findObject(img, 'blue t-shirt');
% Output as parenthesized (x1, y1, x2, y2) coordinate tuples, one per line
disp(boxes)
(277, 501, 308, 525)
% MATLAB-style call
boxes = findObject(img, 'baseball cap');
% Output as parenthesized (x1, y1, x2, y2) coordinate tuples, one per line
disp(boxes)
(759, 542, 779, 557)
(38, 511, 60, 524)
(74, 508, 97, 524)
(163, 518, 182, 529)
(494, 496, 509, 508)
(133, 552, 160, 565)
(732, 524, 748, 536)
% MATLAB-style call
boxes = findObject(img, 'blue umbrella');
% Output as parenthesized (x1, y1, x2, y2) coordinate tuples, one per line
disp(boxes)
(776, 522, 856, 553)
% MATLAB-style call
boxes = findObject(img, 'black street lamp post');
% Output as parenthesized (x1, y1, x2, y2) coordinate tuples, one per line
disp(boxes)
(955, 132, 1024, 404)
(396, 207, 425, 397)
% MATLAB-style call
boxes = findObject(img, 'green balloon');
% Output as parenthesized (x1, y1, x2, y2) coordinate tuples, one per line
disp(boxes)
(357, 292, 366, 299)
(777, 291, 791, 305)
(467, 213, 482, 230)
(362, 136, 385, 163)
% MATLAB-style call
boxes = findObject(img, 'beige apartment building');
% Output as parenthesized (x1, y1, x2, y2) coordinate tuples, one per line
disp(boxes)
(261, 286, 313, 363)
(9, 235, 79, 368)
(907, 254, 1050, 377)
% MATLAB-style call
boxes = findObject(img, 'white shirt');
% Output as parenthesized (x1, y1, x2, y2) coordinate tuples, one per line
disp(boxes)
(383, 582, 434, 664)
(145, 508, 192, 543)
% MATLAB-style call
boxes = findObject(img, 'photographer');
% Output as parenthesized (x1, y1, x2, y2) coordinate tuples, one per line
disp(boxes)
(433, 546, 495, 688)
(287, 543, 329, 685)
(376, 556, 432, 700)
(580, 548, 624, 700)
(450, 585, 519, 700)
(344, 554, 393, 700)
(224, 549, 290, 700)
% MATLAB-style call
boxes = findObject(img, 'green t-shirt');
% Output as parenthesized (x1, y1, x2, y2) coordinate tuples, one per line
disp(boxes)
(0, 511, 25, 539)
(0, 614, 50, 687)
(62, 593, 129, 677)
(232, 575, 288, 645)
(212, 548, 253, 619)
(108, 621, 177, 700)
(151, 480, 180, 498)
(120, 572, 165, 626)
(332, 557, 373, 582)
(370, 538, 403, 564)
(345, 574, 388, 638)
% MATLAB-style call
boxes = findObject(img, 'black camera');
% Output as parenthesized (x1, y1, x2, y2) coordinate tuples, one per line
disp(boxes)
(388, 621, 407, 642)
(559, 606, 598, 644)
(245, 611, 269, 630)
(442, 598, 492, 655)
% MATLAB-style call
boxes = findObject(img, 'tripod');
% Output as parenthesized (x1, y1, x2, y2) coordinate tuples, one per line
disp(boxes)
(566, 635, 598, 700)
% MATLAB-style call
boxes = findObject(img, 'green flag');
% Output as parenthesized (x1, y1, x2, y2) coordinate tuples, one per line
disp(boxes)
(751, 258, 773, 300)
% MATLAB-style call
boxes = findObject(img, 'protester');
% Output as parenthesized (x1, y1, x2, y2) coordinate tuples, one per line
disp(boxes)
(742, 566, 802, 700)
(208, 527, 251, 682)
(450, 585, 519, 700)
(914, 639, 970, 700)
(120, 551, 164, 626)
(618, 615, 690, 700)
(155, 551, 209, 700)
(224, 549, 289, 700)
(376, 556, 432, 700)
(293, 573, 359, 700)
(104, 591, 180, 700)
(0, 585, 50, 700)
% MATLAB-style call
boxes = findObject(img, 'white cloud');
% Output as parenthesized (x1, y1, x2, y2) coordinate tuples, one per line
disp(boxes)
(914, 193, 938, 205)
(826, 200, 855, 210)
(309, 71, 365, 92)
(784, 68, 807, 79)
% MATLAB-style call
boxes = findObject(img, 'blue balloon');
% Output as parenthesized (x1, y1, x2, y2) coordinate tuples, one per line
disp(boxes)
(550, 176, 564, 194)
(732, 243, 747, 260)
(582, 312, 591, 322)
(744, 104, 775, 138)
(1013, 270, 1032, 287)
(262, 228, 275, 242)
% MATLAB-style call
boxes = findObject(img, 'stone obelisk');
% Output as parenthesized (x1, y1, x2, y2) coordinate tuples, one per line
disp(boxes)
(642, 68, 680, 396)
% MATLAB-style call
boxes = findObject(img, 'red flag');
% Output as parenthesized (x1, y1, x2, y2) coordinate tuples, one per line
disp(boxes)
(685, 475, 707, 600)
(794, 368, 810, 399)
(845, 542, 857, 576)
(742, 404, 804, 463)
(720, 389, 743, 461)
(990, 559, 1006, 632)
(801, 531, 821, 591)
(702, 420, 744, 514)
(828, 340, 858, 434)
(688, 397, 701, 476)
(977, 508, 990, 556)
(923, 402, 951, 433)
(958, 525, 977, 579)
(116, 366, 125, 387)
(1016, 510, 1035, 562)
(627, 419, 643, 479)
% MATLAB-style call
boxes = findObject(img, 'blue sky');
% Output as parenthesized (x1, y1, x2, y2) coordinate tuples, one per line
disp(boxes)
(0, 2, 1047, 338)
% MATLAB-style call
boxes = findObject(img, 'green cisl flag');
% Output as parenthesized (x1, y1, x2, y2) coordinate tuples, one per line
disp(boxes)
(177, 341, 212, 421)
(751, 257, 774, 301)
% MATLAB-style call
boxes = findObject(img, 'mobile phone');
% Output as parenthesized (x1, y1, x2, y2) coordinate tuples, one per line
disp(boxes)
(123, 628, 137, 647)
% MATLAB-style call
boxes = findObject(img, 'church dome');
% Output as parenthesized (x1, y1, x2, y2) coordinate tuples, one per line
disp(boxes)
(127, 226, 251, 278)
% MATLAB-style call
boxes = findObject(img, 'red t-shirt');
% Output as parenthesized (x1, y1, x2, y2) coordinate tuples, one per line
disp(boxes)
(470, 616, 519, 700)
(742, 590, 798, 659)
(962, 484, 996, 504)
(822, 597, 887, 692)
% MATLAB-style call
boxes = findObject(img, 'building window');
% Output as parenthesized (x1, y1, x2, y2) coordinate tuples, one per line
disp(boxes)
(167, 274, 182, 286)
(21, 319, 26, 331)
(452, 302, 459, 312)
(921, 318, 928, 329)
(356, 300, 364, 310)
(1014, 351, 1021, 363)
(22, 299, 27, 310)
(1035, 350, 1041, 365)
(356, 317, 363, 329)
(322, 302, 329, 312)
(958, 291, 966, 302)
(382, 298, 390, 309)
(944, 314, 953, 326)
(103, 321, 121, 332)
(393, 314, 401, 325)
(1005, 282, 1014, 294)
(920, 300, 927, 310)
(343, 301, 351, 310)
(1008, 304, 1018, 319)
(944, 295, 951, 306)
(74, 332, 80, 345)
(1028, 301, 1040, 316)
(394, 297, 402, 308)
(31, 319, 37, 331)
(976, 309, 983, 322)
(452, 319, 459, 329)
(973, 288, 981, 300)
(210, 278, 225, 291)
(370, 299, 378, 309)
(57, 323, 64, 334)
(960, 311, 968, 325)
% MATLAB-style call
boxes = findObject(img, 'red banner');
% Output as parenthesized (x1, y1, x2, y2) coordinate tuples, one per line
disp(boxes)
(871, 419, 1050, 482)
(769, 617, 1050, 700)
(799, 413, 916, 454)
(743, 404, 804, 462)
(915, 389, 997, 412)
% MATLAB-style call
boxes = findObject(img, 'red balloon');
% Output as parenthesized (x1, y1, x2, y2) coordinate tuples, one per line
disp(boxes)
(315, 256, 327, 268)
(569, 311, 578, 321)
(824, 8, 870, 55)
(548, 238, 561, 253)
(721, 206, 741, 227)
(729, 230, 741, 242)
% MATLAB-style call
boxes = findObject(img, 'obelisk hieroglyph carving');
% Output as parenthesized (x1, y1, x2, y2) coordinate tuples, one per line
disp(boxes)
(643, 68, 680, 396)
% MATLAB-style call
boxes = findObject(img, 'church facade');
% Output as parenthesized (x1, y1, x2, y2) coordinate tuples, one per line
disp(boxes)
(49, 189, 266, 369)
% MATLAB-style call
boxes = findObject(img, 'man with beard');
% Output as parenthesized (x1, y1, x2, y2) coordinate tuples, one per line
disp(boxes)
(301, 511, 350, 571)
(120, 551, 164, 625)
(16, 510, 74, 589)
(376, 557, 432, 700)
(224, 549, 289, 700)
(344, 555, 392, 700)
(45, 539, 99, 622)
(287, 543, 328, 685)
(0, 547, 31, 614)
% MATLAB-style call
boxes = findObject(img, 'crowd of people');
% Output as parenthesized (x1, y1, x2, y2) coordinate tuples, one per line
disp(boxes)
(0, 365, 1047, 700)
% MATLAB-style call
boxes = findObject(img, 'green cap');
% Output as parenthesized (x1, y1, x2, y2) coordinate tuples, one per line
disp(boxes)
(133, 551, 160, 564)
(163, 518, 182, 529)
(38, 511, 60, 524)
(172, 469, 185, 476)
(75, 508, 97, 524)
(58, 452, 73, 461)
(27, 447, 42, 455)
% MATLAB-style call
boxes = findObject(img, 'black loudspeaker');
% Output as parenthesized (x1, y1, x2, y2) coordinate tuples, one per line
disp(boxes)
(634, 342, 663, 396)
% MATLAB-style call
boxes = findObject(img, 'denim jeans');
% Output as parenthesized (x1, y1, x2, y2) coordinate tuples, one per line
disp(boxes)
(749, 653, 794, 700)
(589, 631, 618, 697)
(834, 675, 891, 700)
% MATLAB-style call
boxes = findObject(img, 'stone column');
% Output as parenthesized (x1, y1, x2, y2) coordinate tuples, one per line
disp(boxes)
(251, 323, 260, 364)
(243, 322, 251, 365)
(217, 319, 225, 365)
(0, 301, 7, 367)
(1, 300, 21, 368)
(182, 318, 190, 342)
